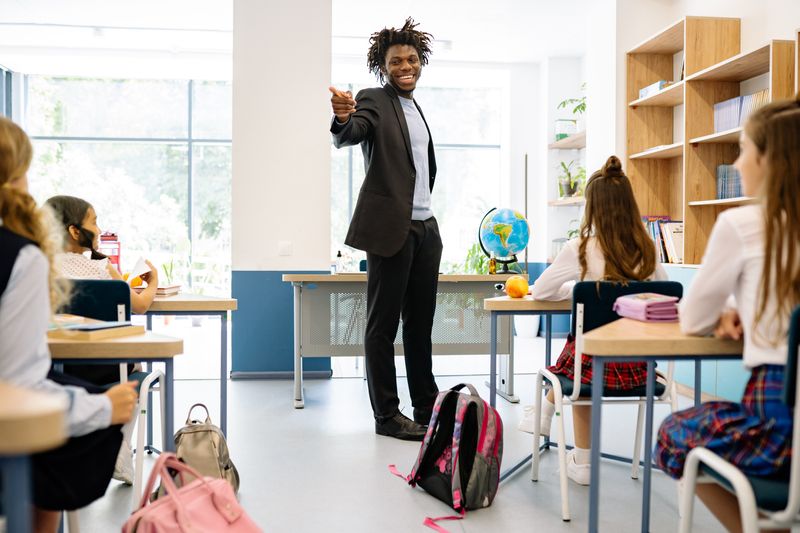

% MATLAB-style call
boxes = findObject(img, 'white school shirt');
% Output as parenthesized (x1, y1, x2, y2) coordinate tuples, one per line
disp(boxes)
(56, 251, 113, 280)
(680, 205, 787, 368)
(531, 237, 668, 301)
(0, 245, 112, 436)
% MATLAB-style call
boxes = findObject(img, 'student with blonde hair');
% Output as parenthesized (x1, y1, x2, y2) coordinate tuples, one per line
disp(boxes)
(656, 97, 800, 532)
(0, 116, 138, 533)
(518, 155, 667, 485)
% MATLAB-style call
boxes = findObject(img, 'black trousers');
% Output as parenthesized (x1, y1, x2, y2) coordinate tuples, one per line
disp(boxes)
(365, 217, 442, 421)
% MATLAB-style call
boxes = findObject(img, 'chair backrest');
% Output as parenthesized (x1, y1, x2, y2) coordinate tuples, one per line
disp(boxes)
(60, 279, 131, 321)
(571, 280, 684, 335)
(782, 306, 800, 406)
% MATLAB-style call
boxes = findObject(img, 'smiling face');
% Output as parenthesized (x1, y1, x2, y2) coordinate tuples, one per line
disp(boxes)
(734, 131, 768, 198)
(383, 44, 421, 96)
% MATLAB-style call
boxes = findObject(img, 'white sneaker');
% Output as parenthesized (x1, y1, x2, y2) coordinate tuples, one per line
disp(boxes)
(113, 445, 134, 485)
(517, 405, 551, 436)
(566, 449, 591, 486)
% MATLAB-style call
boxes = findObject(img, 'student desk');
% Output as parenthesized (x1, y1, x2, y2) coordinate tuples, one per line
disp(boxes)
(48, 332, 184, 452)
(143, 294, 237, 435)
(582, 319, 743, 533)
(0, 382, 67, 533)
(483, 296, 572, 481)
(283, 274, 517, 408)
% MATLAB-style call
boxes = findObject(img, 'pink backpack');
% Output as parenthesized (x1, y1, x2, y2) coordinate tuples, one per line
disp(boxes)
(391, 383, 503, 531)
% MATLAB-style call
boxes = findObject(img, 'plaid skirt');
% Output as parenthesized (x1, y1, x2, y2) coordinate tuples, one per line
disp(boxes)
(547, 334, 650, 390)
(655, 365, 792, 479)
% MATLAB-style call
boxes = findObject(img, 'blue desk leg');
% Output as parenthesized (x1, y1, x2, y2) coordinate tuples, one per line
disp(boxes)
(641, 360, 656, 532)
(490, 311, 498, 408)
(3, 456, 31, 533)
(694, 359, 702, 406)
(146, 314, 153, 451)
(588, 358, 604, 533)
(165, 359, 174, 452)
(220, 311, 228, 436)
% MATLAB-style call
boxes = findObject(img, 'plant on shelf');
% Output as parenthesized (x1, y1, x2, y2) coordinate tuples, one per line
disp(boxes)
(557, 82, 587, 116)
(557, 161, 586, 198)
(566, 219, 580, 240)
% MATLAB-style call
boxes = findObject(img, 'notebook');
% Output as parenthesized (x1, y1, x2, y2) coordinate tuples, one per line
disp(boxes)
(612, 293, 679, 322)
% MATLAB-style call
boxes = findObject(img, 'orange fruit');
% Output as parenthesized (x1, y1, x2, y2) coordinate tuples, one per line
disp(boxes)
(505, 275, 529, 298)
(122, 272, 130, 281)
(130, 276, 143, 288)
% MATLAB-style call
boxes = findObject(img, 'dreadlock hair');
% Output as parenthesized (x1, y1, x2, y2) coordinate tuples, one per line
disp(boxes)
(366, 17, 433, 84)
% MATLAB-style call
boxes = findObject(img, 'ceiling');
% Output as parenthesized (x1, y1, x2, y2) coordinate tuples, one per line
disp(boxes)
(0, 0, 588, 77)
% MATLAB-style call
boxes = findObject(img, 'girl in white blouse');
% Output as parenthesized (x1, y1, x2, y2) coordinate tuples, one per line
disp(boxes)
(655, 98, 800, 532)
(520, 155, 667, 485)
(0, 116, 138, 533)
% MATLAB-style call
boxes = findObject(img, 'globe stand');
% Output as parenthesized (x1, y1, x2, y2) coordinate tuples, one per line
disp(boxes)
(495, 256, 518, 274)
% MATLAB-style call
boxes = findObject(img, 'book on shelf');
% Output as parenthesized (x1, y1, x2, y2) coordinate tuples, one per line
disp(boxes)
(713, 89, 769, 133)
(638, 80, 673, 100)
(660, 221, 684, 264)
(642, 216, 671, 264)
(48, 314, 145, 341)
(716, 165, 742, 199)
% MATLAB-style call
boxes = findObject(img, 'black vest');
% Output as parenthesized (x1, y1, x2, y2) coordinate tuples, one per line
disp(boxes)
(0, 226, 35, 298)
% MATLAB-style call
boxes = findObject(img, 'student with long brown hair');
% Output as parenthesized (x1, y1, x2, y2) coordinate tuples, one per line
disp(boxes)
(656, 98, 800, 532)
(518, 155, 667, 485)
(0, 116, 138, 533)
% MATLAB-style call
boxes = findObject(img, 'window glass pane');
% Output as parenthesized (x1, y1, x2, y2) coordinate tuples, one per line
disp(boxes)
(192, 143, 232, 296)
(415, 87, 503, 145)
(28, 141, 190, 278)
(431, 147, 501, 270)
(330, 145, 365, 260)
(192, 81, 232, 139)
(26, 77, 188, 138)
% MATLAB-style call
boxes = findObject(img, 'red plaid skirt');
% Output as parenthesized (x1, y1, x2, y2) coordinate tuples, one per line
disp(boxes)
(547, 334, 650, 390)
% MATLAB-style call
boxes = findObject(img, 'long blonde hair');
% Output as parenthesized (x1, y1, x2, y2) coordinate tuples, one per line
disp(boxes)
(745, 97, 800, 342)
(0, 116, 69, 312)
(578, 155, 657, 281)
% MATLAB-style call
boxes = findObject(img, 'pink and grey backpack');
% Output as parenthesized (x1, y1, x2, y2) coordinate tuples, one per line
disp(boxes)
(390, 383, 503, 532)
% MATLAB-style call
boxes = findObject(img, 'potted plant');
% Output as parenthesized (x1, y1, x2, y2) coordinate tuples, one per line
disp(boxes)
(555, 82, 587, 139)
(557, 161, 586, 198)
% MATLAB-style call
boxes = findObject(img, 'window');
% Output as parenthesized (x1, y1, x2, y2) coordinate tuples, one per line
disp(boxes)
(330, 81, 504, 271)
(25, 77, 232, 295)
(0, 65, 11, 117)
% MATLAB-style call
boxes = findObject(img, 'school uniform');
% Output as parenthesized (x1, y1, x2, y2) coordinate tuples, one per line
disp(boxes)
(532, 236, 667, 389)
(656, 205, 792, 479)
(0, 226, 121, 510)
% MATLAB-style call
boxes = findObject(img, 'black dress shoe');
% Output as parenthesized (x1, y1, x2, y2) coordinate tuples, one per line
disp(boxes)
(413, 407, 433, 426)
(375, 412, 427, 441)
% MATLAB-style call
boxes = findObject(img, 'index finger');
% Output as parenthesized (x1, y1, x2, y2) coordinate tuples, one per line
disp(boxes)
(329, 86, 345, 98)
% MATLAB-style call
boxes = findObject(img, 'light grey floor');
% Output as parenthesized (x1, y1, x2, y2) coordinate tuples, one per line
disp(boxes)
(75, 364, 729, 532)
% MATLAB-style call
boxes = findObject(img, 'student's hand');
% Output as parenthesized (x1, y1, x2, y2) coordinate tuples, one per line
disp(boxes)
(106, 263, 124, 280)
(140, 260, 159, 288)
(329, 86, 356, 124)
(714, 309, 743, 340)
(105, 381, 139, 424)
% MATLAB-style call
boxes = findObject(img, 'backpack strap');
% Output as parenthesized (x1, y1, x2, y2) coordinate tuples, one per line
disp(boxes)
(388, 464, 411, 483)
(450, 383, 480, 397)
(423, 510, 465, 533)
(185, 403, 212, 425)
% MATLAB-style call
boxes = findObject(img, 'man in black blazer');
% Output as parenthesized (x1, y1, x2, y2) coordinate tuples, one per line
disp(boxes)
(329, 18, 440, 441)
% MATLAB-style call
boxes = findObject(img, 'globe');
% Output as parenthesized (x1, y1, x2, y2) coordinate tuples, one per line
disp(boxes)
(478, 207, 530, 272)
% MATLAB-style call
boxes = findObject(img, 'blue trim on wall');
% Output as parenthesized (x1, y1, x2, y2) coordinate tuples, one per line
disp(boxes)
(232, 270, 331, 374)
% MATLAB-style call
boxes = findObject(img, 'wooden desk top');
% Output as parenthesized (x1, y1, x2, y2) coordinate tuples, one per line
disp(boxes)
(484, 296, 571, 312)
(282, 273, 524, 283)
(582, 318, 744, 357)
(0, 382, 67, 454)
(49, 332, 184, 359)
(148, 293, 237, 312)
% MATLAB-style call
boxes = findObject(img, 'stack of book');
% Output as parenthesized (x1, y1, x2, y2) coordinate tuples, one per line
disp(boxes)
(613, 293, 679, 322)
(642, 216, 684, 264)
(713, 88, 769, 132)
(716, 164, 743, 199)
(48, 314, 145, 341)
(133, 284, 181, 296)
(638, 80, 673, 99)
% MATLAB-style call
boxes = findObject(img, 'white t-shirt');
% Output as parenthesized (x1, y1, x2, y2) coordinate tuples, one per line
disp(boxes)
(680, 204, 787, 368)
(531, 236, 668, 301)
(56, 251, 112, 280)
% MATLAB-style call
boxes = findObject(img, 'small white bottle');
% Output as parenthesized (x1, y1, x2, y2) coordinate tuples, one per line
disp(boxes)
(334, 250, 344, 273)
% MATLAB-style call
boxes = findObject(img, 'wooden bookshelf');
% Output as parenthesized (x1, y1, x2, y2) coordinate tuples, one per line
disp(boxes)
(548, 197, 586, 207)
(627, 18, 795, 265)
(548, 130, 586, 150)
(689, 127, 741, 145)
(687, 197, 754, 207)
(629, 142, 683, 159)
(797, 29, 799, 94)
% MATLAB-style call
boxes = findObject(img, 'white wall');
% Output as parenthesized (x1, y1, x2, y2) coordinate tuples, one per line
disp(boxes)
(232, 0, 331, 271)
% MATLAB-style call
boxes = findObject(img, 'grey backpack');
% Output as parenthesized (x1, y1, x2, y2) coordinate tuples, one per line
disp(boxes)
(173, 403, 240, 493)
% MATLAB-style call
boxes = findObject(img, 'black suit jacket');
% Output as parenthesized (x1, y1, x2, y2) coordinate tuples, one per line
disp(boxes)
(331, 84, 436, 257)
